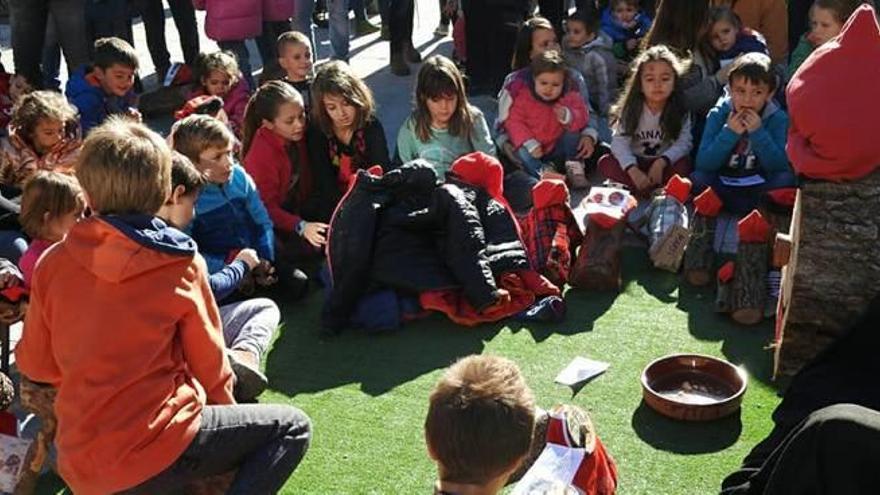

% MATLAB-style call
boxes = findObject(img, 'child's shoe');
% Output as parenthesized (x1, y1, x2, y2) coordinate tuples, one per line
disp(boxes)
(565, 160, 590, 189)
(229, 350, 268, 402)
(541, 163, 566, 182)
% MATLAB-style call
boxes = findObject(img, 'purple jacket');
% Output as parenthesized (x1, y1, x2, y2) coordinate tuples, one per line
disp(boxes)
(262, 0, 295, 21)
(193, 0, 262, 41)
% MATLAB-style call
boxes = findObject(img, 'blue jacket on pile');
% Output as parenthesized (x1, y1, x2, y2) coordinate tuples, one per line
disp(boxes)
(65, 65, 138, 134)
(189, 164, 275, 274)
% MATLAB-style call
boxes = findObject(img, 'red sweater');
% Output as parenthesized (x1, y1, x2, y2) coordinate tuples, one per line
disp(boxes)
(504, 88, 589, 154)
(244, 126, 312, 234)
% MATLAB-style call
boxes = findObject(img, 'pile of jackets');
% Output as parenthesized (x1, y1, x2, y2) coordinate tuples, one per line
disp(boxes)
(323, 152, 559, 331)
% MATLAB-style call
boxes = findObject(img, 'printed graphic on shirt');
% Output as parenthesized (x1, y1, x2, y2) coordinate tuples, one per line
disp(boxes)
(637, 129, 663, 157)
(719, 136, 766, 187)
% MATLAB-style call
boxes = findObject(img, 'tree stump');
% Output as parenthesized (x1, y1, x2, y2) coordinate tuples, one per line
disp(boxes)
(685, 187, 723, 287)
(774, 172, 880, 378)
(730, 211, 772, 326)
(684, 215, 716, 286)
(15, 378, 56, 495)
(570, 221, 625, 291)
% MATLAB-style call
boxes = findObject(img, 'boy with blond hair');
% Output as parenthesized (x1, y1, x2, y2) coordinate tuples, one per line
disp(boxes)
(426, 355, 537, 494)
(15, 118, 310, 493)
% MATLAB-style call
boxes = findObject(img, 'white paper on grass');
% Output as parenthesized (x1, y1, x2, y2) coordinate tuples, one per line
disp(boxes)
(511, 444, 585, 495)
(554, 357, 609, 386)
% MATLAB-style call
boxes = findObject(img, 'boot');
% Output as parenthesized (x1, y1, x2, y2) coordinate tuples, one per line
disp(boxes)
(405, 44, 422, 64)
(390, 52, 411, 76)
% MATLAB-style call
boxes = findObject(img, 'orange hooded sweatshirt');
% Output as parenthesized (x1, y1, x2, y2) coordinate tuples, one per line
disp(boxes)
(15, 215, 235, 494)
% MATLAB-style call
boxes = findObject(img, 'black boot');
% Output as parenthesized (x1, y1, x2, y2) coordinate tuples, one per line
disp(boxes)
(405, 44, 422, 64)
(391, 52, 411, 76)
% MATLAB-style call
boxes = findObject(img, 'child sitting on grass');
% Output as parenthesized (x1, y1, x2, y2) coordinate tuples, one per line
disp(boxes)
(170, 115, 310, 299)
(695, 52, 794, 214)
(396, 55, 496, 178)
(14, 117, 311, 494)
(188, 51, 252, 136)
(599, 45, 693, 196)
(563, 9, 617, 142)
(426, 355, 536, 495)
(0, 91, 81, 188)
(158, 153, 279, 402)
(600, 0, 652, 62)
(17, 171, 84, 287)
(308, 61, 390, 192)
(707, 6, 769, 69)
(276, 30, 314, 114)
(65, 37, 140, 134)
(503, 50, 589, 182)
(787, 0, 868, 79)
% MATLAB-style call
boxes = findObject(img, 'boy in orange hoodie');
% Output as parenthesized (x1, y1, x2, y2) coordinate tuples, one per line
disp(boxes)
(14, 118, 310, 494)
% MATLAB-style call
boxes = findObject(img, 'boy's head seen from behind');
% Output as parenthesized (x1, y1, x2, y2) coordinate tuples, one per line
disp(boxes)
(728, 52, 776, 113)
(425, 355, 535, 487)
(171, 114, 236, 185)
(77, 118, 170, 216)
(92, 37, 138, 97)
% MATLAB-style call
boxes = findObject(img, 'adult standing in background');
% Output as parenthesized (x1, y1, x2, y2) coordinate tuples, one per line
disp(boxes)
(462, 0, 530, 92)
(389, 0, 422, 76)
(9, 0, 90, 88)
(133, 0, 201, 82)
(293, 0, 352, 62)
(711, 0, 789, 65)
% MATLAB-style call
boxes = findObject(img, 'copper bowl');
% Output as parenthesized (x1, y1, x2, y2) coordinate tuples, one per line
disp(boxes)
(641, 354, 748, 421)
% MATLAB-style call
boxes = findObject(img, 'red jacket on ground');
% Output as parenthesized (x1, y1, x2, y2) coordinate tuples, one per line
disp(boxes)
(15, 216, 234, 494)
(787, 5, 880, 181)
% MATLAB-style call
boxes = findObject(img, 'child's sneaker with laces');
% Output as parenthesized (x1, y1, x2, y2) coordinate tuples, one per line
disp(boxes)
(565, 160, 590, 189)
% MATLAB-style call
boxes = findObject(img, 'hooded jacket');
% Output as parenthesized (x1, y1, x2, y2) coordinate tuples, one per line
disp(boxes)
(189, 164, 275, 274)
(697, 95, 790, 177)
(0, 122, 81, 188)
(323, 152, 558, 330)
(65, 65, 138, 134)
(15, 215, 234, 495)
(600, 7, 652, 44)
(504, 75, 589, 154)
(563, 32, 617, 117)
(712, 0, 788, 64)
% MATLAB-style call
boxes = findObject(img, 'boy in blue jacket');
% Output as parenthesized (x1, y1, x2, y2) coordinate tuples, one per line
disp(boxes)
(65, 37, 139, 134)
(694, 53, 795, 214)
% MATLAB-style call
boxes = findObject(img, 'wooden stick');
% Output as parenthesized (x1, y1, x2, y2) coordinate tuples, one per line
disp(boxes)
(684, 215, 715, 286)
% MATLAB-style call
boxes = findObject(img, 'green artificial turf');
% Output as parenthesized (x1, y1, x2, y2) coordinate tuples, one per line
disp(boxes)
(37, 248, 782, 494)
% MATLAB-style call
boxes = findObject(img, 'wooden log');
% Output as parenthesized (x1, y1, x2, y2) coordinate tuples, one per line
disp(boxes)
(15, 378, 56, 495)
(684, 215, 716, 286)
(570, 220, 625, 291)
(775, 170, 880, 378)
(731, 243, 769, 325)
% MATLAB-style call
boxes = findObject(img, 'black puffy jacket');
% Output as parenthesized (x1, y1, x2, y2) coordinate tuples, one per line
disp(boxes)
(323, 156, 531, 330)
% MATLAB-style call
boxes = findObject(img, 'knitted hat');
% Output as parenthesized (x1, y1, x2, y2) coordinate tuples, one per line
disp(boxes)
(787, 5, 880, 180)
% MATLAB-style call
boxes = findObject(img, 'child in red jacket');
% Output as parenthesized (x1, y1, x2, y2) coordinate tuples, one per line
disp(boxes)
(188, 51, 251, 137)
(242, 81, 334, 263)
(503, 50, 589, 179)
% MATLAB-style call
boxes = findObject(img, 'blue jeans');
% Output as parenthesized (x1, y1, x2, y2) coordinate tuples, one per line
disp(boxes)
(515, 132, 581, 179)
(292, 0, 349, 61)
(120, 404, 311, 494)
(691, 169, 797, 215)
(217, 40, 256, 90)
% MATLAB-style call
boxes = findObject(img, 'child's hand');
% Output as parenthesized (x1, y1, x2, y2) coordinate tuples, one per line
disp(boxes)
(726, 111, 747, 135)
(530, 147, 544, 159)
(575, 135, 596, 159)
(626, 38, 640, 51)
(741, 109, 762, 133)
(126, 107, 143, 123)
(648, 158, 666, 186)
(302, 222, 329, 248)
(253, 260, 277, 287)
(627, 166, 651, 192)
(234, 249, 260, 270)
(0, 267, 20, 290)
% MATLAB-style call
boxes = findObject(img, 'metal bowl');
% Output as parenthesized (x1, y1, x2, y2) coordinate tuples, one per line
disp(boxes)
(641, 354, 748, 421)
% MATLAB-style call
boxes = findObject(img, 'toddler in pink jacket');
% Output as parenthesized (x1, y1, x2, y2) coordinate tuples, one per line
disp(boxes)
(504, 50, 589, 179)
